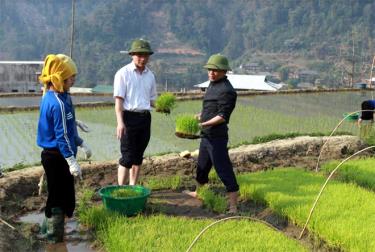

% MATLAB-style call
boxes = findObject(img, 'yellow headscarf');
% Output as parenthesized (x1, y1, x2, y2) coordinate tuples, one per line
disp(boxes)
(39, 54, 77, 94)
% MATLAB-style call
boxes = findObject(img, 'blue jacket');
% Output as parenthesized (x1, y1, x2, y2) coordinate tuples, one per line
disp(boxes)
(37, 91, 82, 158)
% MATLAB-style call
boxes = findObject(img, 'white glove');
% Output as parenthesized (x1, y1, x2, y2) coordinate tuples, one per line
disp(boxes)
(76, 120, 90, 133)
(65, 156, 82, 179)
(79, 141, 92, 159)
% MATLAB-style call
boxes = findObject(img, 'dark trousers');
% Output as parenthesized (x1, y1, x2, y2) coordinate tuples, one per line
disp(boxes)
(196, 137, 239, 192)
(41, 150, 75, 218)
(119, 111, 151, 168)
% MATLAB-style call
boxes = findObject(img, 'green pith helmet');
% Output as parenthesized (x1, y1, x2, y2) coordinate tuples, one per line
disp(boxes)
(203, 54, 231, 71)
(128, 39, 153, 55)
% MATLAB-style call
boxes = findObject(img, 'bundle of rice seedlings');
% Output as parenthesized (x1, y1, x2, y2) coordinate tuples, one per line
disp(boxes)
(155, 92, 176, 114)
(175, 114, 200, 139)
(110, 188, 142, 198)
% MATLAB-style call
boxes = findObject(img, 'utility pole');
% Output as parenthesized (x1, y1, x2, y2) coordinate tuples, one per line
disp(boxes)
(69, 0, 75, 59)
(370, 55, 375, 89)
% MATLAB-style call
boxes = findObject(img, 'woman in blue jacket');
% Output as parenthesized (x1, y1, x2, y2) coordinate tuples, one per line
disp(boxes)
(37, 54, 88, 243)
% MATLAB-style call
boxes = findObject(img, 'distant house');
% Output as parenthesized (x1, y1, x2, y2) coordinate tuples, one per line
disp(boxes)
(354, 82, 367, 89)
(0, 61, 43, 93)
(69, 87, 93, 93)
(194, 74, 284, 91)
(297, 82, 315, 89)
(296, 70, 319, 83)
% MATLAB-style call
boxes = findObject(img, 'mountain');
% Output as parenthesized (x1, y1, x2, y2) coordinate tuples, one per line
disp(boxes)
(0, 0, 374, 89)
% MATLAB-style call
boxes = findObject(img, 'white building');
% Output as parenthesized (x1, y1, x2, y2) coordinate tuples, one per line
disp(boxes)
(194, 74, 283, 91)
(0, 61, 43, 93)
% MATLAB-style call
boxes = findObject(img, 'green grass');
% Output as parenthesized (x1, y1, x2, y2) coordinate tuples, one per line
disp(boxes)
(321, 157, 375, 191)
(143, 175, 182, 190)
(238, 168, 375, 251)
(78, 206, 306, 252)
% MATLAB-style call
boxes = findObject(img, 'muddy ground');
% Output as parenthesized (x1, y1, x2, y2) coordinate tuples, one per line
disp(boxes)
(0, 136, 367, 251)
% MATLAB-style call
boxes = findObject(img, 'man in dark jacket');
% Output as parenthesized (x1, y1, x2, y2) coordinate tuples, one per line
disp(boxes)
(184, 54, 239, 214)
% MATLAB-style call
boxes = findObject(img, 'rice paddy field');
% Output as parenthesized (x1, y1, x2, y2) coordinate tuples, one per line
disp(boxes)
(0, 91, 372, 169)
(77, 157, 375, 251)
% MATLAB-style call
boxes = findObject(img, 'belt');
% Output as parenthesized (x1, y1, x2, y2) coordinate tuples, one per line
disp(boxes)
(125, 110, 150, 114)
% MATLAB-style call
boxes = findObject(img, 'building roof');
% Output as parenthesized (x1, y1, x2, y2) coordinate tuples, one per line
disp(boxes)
(69, 87, 93, 93)
(194, 74, 283, 91)
(92, 85, 113, 93)
(0, 61, 44, 65)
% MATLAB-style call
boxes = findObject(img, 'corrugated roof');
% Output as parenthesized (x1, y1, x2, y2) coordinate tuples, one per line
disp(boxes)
(194, 74, 282, 91)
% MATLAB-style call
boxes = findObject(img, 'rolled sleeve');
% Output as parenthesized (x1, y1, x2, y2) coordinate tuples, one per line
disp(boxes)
(217, 89, 236, 122)
(113, 71, 126, 99)
(150, 76, 157, 101)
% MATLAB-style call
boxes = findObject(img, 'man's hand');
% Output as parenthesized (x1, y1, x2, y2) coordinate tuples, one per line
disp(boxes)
(65, 156, 82, 179)
(76, 120, 90, 132)
(116, 122, 126, 140)
(79, 141, 92, 159)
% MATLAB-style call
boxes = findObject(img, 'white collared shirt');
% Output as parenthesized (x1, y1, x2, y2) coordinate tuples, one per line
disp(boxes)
(113, 62, 157, 111)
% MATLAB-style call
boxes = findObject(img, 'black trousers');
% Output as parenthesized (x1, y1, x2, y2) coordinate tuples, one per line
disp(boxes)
(41, 150, 75, 218)
(119, 110, 151, 168)
(196, 137, 239, 192)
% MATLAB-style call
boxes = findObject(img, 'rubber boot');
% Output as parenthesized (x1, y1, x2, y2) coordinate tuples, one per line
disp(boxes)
(46, 207, 65, 244)
(40, 217, 48, 237)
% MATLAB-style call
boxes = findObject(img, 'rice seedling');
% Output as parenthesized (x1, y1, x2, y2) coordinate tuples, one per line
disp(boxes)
(175, 114, 200, 138)
(197, 185, 227, 213)
(144, 175, 182, 190)
(155, 92, 176, 114)
(321, 157, 375, 191)
(110, 188, 143, 198)
(238, 168, 375, 251)
(78, 207, 307, 252)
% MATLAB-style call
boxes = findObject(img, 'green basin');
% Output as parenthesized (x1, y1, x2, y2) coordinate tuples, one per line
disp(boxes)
(99, 185, 151, 216)
(343, 112, 359, 121)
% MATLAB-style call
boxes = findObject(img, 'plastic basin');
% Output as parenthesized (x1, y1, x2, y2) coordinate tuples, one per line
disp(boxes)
(343, 112, 359, 121)
(98, 185, 151, 216)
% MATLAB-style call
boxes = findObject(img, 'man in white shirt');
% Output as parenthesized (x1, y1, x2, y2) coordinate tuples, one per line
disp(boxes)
(113, 39, 157, 185)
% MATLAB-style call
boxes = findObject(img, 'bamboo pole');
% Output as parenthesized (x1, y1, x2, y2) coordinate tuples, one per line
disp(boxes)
(69, 0, 75, 59)
(369, 55, 375, 90)
(0, 216, 16, 230)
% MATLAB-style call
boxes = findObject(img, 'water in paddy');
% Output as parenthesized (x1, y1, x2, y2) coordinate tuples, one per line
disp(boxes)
(0, 91, 372, 169)
(18, 211, 95, 252)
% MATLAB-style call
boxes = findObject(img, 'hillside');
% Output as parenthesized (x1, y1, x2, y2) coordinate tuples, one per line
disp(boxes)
(0, 0, 374, 89)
